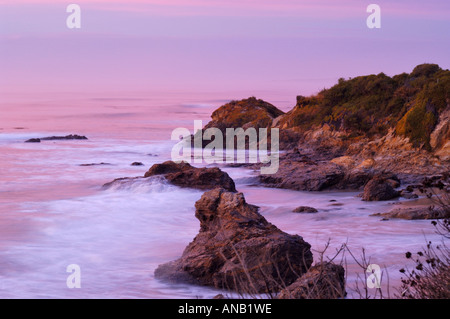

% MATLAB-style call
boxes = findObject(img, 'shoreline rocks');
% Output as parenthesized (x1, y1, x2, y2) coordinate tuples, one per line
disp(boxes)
(154, 188, 313, 293)
(371, 206, 449, 220)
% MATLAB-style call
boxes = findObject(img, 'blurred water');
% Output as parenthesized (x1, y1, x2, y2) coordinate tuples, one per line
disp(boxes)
(0, 94, 443, 298)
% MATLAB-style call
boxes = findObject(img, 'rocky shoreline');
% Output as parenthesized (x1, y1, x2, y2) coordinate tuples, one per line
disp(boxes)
(102, 64, 449, 298)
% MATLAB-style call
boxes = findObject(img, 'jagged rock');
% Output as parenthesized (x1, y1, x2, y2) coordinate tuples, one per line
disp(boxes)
(154, 188, 313, 293)
(362, 175, 400, 201)
(371, 207, 449, 220)
(277, 262, 346, 299)
(144, 161, 236, 192)
(293, 206, 318, 214)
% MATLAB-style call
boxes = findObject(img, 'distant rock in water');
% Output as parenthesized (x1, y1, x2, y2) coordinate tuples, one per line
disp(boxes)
(25, 138, 41, 143)
(144, 161, 236, 192)
(103, 161, 237, 192)
(362, 175, 400, 201)
(277, 262, 346, 299)
(293, 206, 318, 214)
(80, 162, 111, 167)
(154, 188, 313, 293)
(26, 134, 88, 143)
(131, 162, 144, 166)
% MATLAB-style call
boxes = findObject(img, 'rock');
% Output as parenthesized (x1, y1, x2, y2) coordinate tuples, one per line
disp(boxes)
(154, 188, 313, 293)
(26, 134, 87, 142)
(362, 176, 400, 201)
(400, 192, 419, 199)
(371, 206, 449, 220)
(357, 158, 376, 169)
(330, 156, 355, 169)
(144, 161, 236, 192)
(80, 162, 111, 167)
(293, 206, 318, 214)
(430, 105, 450, 151)
(40, 134, 88, 141)
(25, 138, 41, 143)
(131, 162, 144, 166)
(259, 156, 345, 191)
(277, 262, 346, 299)
(213, 294, 225, 299)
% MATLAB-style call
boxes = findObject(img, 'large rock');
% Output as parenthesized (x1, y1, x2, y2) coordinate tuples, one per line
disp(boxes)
(154, 188, 313, 293)
(204, 97, 284, 132)
(144, 161, 236, 192)
(259, 155, 345, 191)
(103, 161, 237, 192)
(277, 262, 346, 299)
(362, 175, 400, 201)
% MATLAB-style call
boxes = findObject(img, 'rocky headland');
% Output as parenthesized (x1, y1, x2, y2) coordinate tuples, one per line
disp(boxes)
(197, 64, 450, 194)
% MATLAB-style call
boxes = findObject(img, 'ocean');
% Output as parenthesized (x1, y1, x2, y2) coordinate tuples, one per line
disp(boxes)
(0, 92, 441, 298)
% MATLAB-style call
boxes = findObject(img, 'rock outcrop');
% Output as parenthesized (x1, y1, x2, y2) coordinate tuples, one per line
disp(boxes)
(103, 161, 237, 192)
(144, 161, 236, 192)
(154, 188, 313, 293)
(277, 262, 346, 299)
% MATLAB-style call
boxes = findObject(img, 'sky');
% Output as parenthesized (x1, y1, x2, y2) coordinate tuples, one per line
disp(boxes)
(0, 0, 449, 101)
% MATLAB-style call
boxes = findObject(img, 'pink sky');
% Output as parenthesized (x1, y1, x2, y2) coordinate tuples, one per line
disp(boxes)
(0, 0, 449, 100)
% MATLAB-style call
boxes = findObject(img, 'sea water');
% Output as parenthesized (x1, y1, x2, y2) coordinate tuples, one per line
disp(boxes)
(0, 93, 443, 298)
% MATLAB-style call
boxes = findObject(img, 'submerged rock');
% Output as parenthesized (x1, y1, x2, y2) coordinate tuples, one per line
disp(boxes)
(277, 262, 346, 299)
(154, 188, 313, 293)
(293, 206, 318, 214)
(144, 161, 236, 192)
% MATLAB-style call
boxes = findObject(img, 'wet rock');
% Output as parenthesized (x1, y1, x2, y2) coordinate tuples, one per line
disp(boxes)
(154, 188, 313, 293)
(144, 161, 236, 192)
(277, 262, 346, 299)
(362, 176, 400, 201)
(293, 206, 318, 214)
(371, 206, 449, 220)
